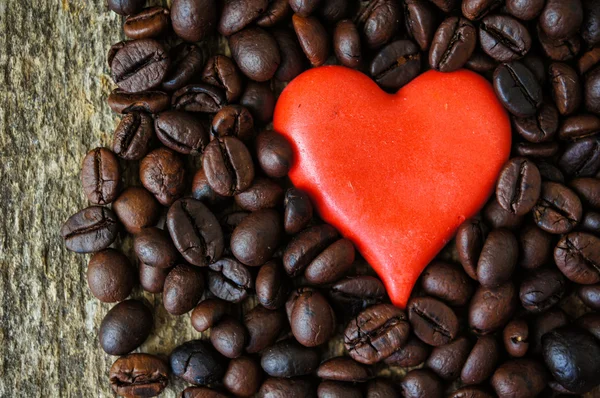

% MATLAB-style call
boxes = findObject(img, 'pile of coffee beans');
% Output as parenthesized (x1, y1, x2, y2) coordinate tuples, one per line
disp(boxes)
(61, 0, 600, 396)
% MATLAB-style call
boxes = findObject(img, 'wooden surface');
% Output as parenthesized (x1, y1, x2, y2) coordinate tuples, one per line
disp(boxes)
(0, 0, 598, 397)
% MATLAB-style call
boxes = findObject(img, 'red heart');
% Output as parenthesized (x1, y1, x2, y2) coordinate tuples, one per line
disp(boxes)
(274, 66, 511, 308)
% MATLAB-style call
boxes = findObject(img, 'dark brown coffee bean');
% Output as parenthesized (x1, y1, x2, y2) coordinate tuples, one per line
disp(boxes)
(163, 264, 204, 315)
(230, 27, 280, 81)
(536, 160, 565, 182)
(133, 227, 179, 269)
(244, 305, 286, 353)
(370, 40, 421, 90)
(462, 0, 504, 20)
(212, 105, 254, 142)
(539, 0, 583, 40)
(503, 318, 529, 357)
(533, 182, 583, 234)
(550, 62, 582, 116)
(108, 89, 170, 114)
(191, 298, 230, 332)
(62, 206, 119, 253)
(304, 239, 355, 285)
(258, 377, 315, 397)
(537, 24, 581, 62)
(515, 141, 560, 158)
(108, 0, 145, 15)
(261, 340, 320, 377)
(576, 312, 600, 339)
(366, 378, 400, 398)
(210, 316, 247, 358)
(582, 210, 600, 233)
(578, 46, 600, 75)
(292, 14, 330, 67)
(555, 232, 600, 284)
(429, 17, 477, 72)
(520, 267, 566, 312)
(479, 15, 531, 62)
(317, 381, 362, 398)
(202, 55, 243, 103)
(191, 167, 226, 208)
(408, 296, 458, 346)
(124, 7, 170, 39)
(166, 198, 224, 267)
(491, 359, 548, 398)
(170, 340, 226, 385)
(384, 335, 430, 367)
(290, 0, 322, 16)
(208, 257, 253, 303)
(513, 102, 559, 143)
(273, 28, 306, 82)
(241, 81, 276, 125)
(257, 0, 292, 26)
(99, 299, 152, 355)
(109, 354, 169, 397)
(404, 0, 437, 50)
(256, 260, 290, 310)
(289, 287, 336, 347)
(469, 282, 518, 334)
(578, 283, 600, 310)
(450, 387, 494, 398)
(427, 336, 471, 381)
(112, 112, 153, 160)
(586, 67, 600, 114)
(181, 387, 229, 398)
(111, 39, 169, 93)
(493, 61, 543, 117)
(465, 52, 497, 75)
(483, 198, 525, 229)
(400, 369, 443, 398)
(155, 110, 208, 155)
(329, 276, 386, 320)
(203, 137, 255, 197)
(255, 131, 293, 178)
(455, 218, 488, 280)
(496, 157, 541, 216)
(317, 357, 370, 382)
(284, 188, 313, 235)
(140, 148, 186, 206)
(284, 224, 339, 276)
(172, 83, 227, 113)
(506, 0, 544, 20)
(420, 261, 473, 306)
(522, 53, 547, 84)
(87, 249, 135, 303)
(223, 356, 263, 397)
(81, 147, 121, 205)
(518, 222, 552, 269)
(582, 0, 600, 46)
(477, 229, 518, 287)
(559, 114, 600, 140)
(162, 43, 204, 92)
(231, 209, 282, 267)
(460, 335, 499, 385)
(171, 0, 217, 42)
(219, 0, 269, 36)
(558, 137, 600, 178)
(355, 0, 401, 49)
(220, 211, 251, 240)
(319, 0, 351, 23)
(139, 263, 171, 294)
(531, 308, 570, 354)
(235, 178, 284, 212)
(333, 20, 362, 69)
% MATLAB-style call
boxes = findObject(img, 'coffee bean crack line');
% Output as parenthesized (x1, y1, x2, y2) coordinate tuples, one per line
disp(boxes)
(181, 200, 209, 262)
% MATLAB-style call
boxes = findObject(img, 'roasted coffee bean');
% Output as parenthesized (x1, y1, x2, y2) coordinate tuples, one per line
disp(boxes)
(109, 354, 169, 397)
(166, 198, 224, 267)
(469, 282, 517, 334)
(223, 356, 263, 397)
(284, 188, 313, 235)
(317, 381, 362, 398)
(550, 63, 582, 116)
(191, 298, 230, 332)
(235, 178, 284, 212)
(244, 305, 286, 353)
(519, 267, 566, 312)
(261, 340, 320, 377)
(99, 299, 152, 355)
(304, 239, 355, 284)
(139, 263, 171, 294)
(554, 232, 600, 284)
(108, 0, 145, 15)
(430, 17, 477, 72)
(124, 7, 170, 39)
(531, 308, 570, 355)
(408, 296, 458, 346)
(493, 61, 542, 117)
(317, 357, 370, 382)
(465, 51, 497, 74)
(240, 81, 276, 124)
(539, 0, 583, 40)
(427, 336, 472, 381)
(496, 158, 541, 215)
(503, 318, 529, 357)
(404, 0, 436, 50)
(400, 369, 443, 398)
(191, 167, 226, 207)
(420, 261, 473, 306)
(203, 137, 254, 197)
(162, 43, 203, 92)
(219, 0, 268, 36)
(582, 210, 600, 233)
(133, 227, 179, 269)
(515, 141, 560, 158)
(586, 67, 600, 114)
(558, 137, 600, 178)
(140, 148, 186, 206)
(289, 287, 336, 346)
(533, 182, 582, 234)
(479, 15, 531, 62)
(559, 114, 600, 140)
(284, 224, 339, 276)
(163, 264, 204, 315)
(87, 249, 135, 303)
(513, 103, 559, 143)
(181, 387, 229, 398)
(154, 110, 208, 155)
(578, 46, 600, 75)
(290, 0, 322, 16)
(576, 312, 600, 339)
(477, 229, 518, 287)
(256, 260, 290, 310)
(170, 340, 226, 385)
(522, 53, 546, 84)
(202, 55, 243, 103)
(81, 147, 120, 205)
(384, 335, 430, 367)
(220, 211, 251, 239)
(257, 0, 292, 26)
(319, 0, 351, 23)
(62, 206, 119, 253)
(172, 83, 227, 113)
(462, 0, 504, 20)
(543, 326, 600, 394)
(112, 112, 153, 160)
(230, 209, 281, 267)
(208, 257, 253, 303)
(366, 378, 400, 398)
(370, 40, 421, 90)
(483, 198, 525, 229)
(333, 20, 362, 69)
(111, 39, 169, 93)
(273, 28, 306, 82)
(344, 303, 410, 364)
(108, 89, 170, 114)
(583, 0, 600, 46)
(460, 335, 499, 385)
(171, 0, 217, 42)
(255, 131, 293, 178)
(536, 160, 565, 182)
(328, 276, 386, 321)
(455, 218, 488, 280)
(450, 387, 494, 398)
(293, 15, 330, 67)
(506, 0, 544, 20)
(491, 359, 548, 398)
(537, 24, 581, 62)
(578, 283, 600, 310)
(210, 316, 247, 358)
(355, 0, 401, 49)
(212, 105, 254, 142)
(258, 377, 315, 397)
(230, 27, 280, 82)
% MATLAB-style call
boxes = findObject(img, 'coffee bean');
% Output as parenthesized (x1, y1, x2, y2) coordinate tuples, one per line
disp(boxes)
(191, 169, 225, 208)
(477, 228, 518, 287)
(576, 312, 600, 340)
(479, 15, 531, 62)
(460, 335, 499, 385)
(496, 157, 541, 215)
(503, 318, 529, 357)
(139, 262, 171, 294)
(219, 0, 268, 36)
(333, 20, 362, 69)
(536, 160, 565, 182)
(506, 0, 545, 20)
(543, 326, 600, 394)
(469, 281, 518, 334)
(208, 257, 253, 303)
(537, 24, 581, 62)
(283, 189, 313, 235)
(491, 359, 548, 398)
(518, 221, 551, 269)
(99, 299, 152, 355)
(289, 287, 336, 347)
(400, 369, 443, 398)
(230, 209, 282, 267)
(87, 249, 135, 303)
(450, 387, 494, 398)
(203, 136, 255, 197)
(317, 357, 370, 382)
(384, 335, 430, 367)
(533, 182, 582, 234)
(171, 0, 217, 42)
(519, 267, 566, 312)
(235, 178, 284, 212)
(539, 0, 583, 40)
(256, 260, 291, 310)
(163, 264, 204, 315)
(317, 381, 362, 398)
(344, 303, 410, 364)
(366, 378, 400, 398)
(112, 112, 154, 160)
(220, 211, 251, 240)
(108, 89, 170, 114)
(109, 354, 169, 397)
(111, 39, 169, 93)
(172, 83, 227, 113)
(292, 15, 330, 67)
(319, 0, 351, 23)
(493, 61, 542, 117)
(244, 305, 286, 353)
(462, 0, 504, 20)
(210, 316, 247, 358)
(549, 62, 582, 116)
(465, 52, 497, 75)
(170, 340, 226, 385)
(305, 239, 355, 285)
(212, 105, 254, 142)
(255, 131, 293, 178)
(408, 296, 458, 346)
(586, 66, 600, 114)
(430, 17, 477, 72)
(258, 377, 315, 397)
(124, 7, 170, 39)
(166, 198, 224, 267)
(455, 218, 488, 280)
(81, 147, 121, 205)
(154, 110, 208, 155)
(578, 46, 600, 75)
(583, 0, 600, 46)
(530, 308, 570, 355)
(223, 356, 263, 397)
(61, 206, 119, 253)
(107, 0, 145, 15)
(483, 198, 525, 229)
(558, 137, 600, 178)
(420, 261, 473, 306)
(133, 227, 179, 269)
(181, 387, 229, 398)
(355, 0, 401, 49)
(191, 298, 230, 332)
(290, 0, 322, 16)
(513, 103, 559, 143)
(140, 148, 186, 206)
(554, 232, 600, 284)
(257, 0, 292, 27)
(559, 114, 600, 140)
(370, 40, 421, 90)
(162, 43, 204, 92)
(427, 336, 471, 381)
(522, 53, 547, 84)
(578, 283, 600, 310)
(404, 0, 437, 50)
(515, 141, 560, 158)
(582, 210, 600, 233)
(202, 55, 244, 103)
(229, 27, 280, 81)
(284, 224, 339, 276)
(273, 28, 306, 82)
(329, 276, 386, 320)
(261, 340, 320, 377)
(242, 82, 277, 125)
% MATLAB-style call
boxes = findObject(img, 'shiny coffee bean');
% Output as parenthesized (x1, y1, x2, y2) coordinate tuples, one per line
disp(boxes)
(477, 229, 518, 287)
(366, 378, 400, 398)
(239, 84, 275, 126)
(210, 316, 247, 358)
(430, 17, 477, 72)
(456, 218, 488, 280)
(107, 0, 144, 15)
(503, 318, 529, 357)
(519, 267, 566, 312)
(139, 263, 171, 294)
(191, 298, 230, 333)
(506, 0, 544, 20)
(235, 178, 284, 212)
(460, 335, 499, 385)
(585, 67, 600, 114)
(537, 24, 581, 62)
(244, 305, 286, 353)
(81, 148, 120, 205)
(219, 0, 268, 36)
(230, 27, 280, 82)
(519, 222, 552, 269)
(404, 0, 437, 50)
(223, 356, 263, 397)
(539, 0, 583, 40)
(191, 167, 226, 207)
(355, 0, 401, 49)
(273, 28, 306, 82)
(258, 377, 315, 397)
(163, 264, 204, 315)
(108, 89, 170, 114)
(578, 283, 600, 310)
(170, 340, 226, 385)
(133, 227, 179, 269)
(171, 0, 217, 42)
(290, 0, 321, 17)
(202, 55, 244, 103)
(370, 40, 421, 90)
(289, 287, 336, 347)
(400, 369, 443, 398)
(284, 224, 339, 276)
(256, 260, 290, 310)
(172, 83, 227, 113)
(317, 381, 362, 398)
(465, 52, 497, 75)
(162, 43, 203, 92)
(319, 0, 351, 23)
(334, 20, 362, 69)
(384, 335, 430, 367)
(208, 257, 253, 303)
(257, 0, 292, 27)
(408, 296, 458, 346)
(513, 103, 559, 143)
(549, 62, 582, 116)
(450, 387, 494, 398)
(582, 0, 600, 46)
(559, 114, 600, 140)
(61, 206, 119, 253)
(304, 239, 355, 285)
(140, 148, 186, 206)
(109, 354, 169, 397)
(261, 340, 319, 377)
(124, 7, 170, 39)
(522, 53, 546, 84)
(99, 299, 152, 355)
(426, 336, 472, 381)
(493, 61, 543, 117)
(469, 282, 518, 334)
(515, 141, 560, 158)
(112, 112, 153, 160)
(491, 359, 548, 398)
(479, 15, 531, 62)
(462, 0, 503, 20)
(255, 131, 293, 178)
(211, 105, 254, 142)
(536, 160, 565, 182)
(554, 232, 600, 284)
(420, 261, 473, 306)
(533, 182, 583, 234)
(284, 188, 313, 235)
(531, 308, 570, 355)
(111, 39, 169, 93)
(496, 157, 541, 215)
(87, 249, 135, 303)
(231, 209, 282, 267)
(582, 211, 600, 233)
(317, 357, 370, 382)
(328, 276, 386, 320)
(293, 15, 330, 67)
(155, 110, 208, 155)
(203, 137, 255, 196)
(483, 198, 525, 229)
(558, 137, 600, 178)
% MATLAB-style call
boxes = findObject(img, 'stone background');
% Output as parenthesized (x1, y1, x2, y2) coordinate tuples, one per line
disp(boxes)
(0, 0, 598, 397)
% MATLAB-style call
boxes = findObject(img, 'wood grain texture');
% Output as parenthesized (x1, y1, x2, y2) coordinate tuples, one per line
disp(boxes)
(0, 0, 598, 397)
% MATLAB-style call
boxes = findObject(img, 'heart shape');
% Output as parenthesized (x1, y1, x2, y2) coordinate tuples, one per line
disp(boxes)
(274, 66, 511, 308)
